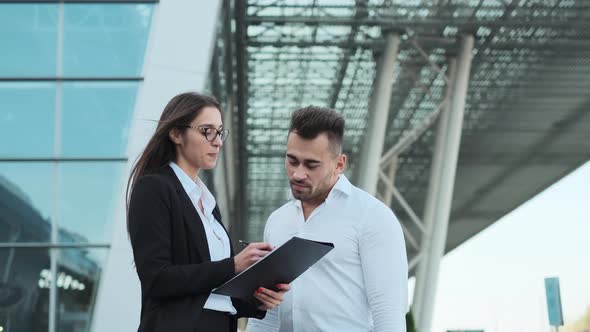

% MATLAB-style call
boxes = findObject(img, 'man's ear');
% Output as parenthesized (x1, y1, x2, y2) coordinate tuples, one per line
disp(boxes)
(168, 127, 183, 145)
(335, 153, 347, 174)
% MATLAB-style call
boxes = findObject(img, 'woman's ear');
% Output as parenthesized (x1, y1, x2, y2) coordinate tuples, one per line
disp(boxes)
(168, 128, 183, 145)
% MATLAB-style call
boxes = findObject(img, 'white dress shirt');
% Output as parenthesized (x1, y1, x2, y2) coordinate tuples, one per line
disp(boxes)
(246, 175, 408, 332)
(169, 162, 237, 314)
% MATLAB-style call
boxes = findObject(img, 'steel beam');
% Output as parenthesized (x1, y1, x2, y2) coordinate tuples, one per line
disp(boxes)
(414, 36, 474, 332)
(408, 253, 422, 271)
(378, 170, 425, 235)
(214, 0, 238, 231)
(357, 32, 400, 195)
(412, 58, 457, 328)
(247, 38, 590, 53)
(381, 157, 398, 206)
(234, 0, 249, 244)
(328, 0, 367, 108)
(247, 3, 590, 11)
(246, 15, 589, 29)
(380, 98, 448, 167)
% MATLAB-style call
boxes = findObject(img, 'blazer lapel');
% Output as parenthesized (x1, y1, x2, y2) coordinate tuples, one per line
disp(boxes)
(163, 166, 211, 262)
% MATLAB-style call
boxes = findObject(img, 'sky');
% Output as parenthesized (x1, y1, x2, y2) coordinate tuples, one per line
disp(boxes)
(415, 161, 590, 332)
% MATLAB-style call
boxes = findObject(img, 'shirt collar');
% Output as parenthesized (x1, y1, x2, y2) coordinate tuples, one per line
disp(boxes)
(327, 174, 352, 201)
(169, 162, 216, 214)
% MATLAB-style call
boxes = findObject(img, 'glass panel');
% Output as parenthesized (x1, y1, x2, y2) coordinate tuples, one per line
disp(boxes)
(62, 4, 154, 77)
(0, 82, 56, 158)
(57, 162, 124, 243)
(0, 248, 50, 332)
(61, 82, 139, 158)
(56, 248, 107, 332)
(0, 163, 53, 243)
(0, 4, 58, 77)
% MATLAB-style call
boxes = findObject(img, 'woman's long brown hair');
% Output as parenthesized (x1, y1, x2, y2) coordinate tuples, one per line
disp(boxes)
(125, 92, 222, 235)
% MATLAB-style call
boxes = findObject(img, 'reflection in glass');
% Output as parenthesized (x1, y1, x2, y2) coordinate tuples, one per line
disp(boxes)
(56, 248, 107, 332)
(0, 82, 56, 158)
(61, 82, 138, 158)
(0, 248, 50, 332)
(0, 163, 53, 243)
(57, 162, 124, 243)
(63, 4, 154, 77)
(0, 4, 58, 77)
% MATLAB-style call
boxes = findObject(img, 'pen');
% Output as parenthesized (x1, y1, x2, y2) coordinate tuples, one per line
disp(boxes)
(238, 240, 250, 247)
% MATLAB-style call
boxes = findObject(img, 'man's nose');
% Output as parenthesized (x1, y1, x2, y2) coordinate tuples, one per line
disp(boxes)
(292, 167, 306, 180)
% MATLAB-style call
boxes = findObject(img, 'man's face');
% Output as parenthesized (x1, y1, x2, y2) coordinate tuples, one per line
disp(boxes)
(285, 132, 346, 204)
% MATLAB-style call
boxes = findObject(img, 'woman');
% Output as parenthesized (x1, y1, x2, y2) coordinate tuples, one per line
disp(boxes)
(126, 92, 289, 332)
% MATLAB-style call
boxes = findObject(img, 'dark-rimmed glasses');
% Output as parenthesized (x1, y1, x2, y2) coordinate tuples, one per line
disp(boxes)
(179, 125, 230, 142)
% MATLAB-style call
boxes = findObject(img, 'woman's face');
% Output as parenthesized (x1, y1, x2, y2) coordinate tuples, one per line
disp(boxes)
(173, 106, 224, 173)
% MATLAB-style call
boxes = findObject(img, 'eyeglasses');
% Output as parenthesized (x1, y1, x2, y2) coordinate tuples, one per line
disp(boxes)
(179, 125, 230, 142)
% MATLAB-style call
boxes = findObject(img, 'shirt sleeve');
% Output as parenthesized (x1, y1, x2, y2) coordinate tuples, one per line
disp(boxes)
(359, 202, 408, 332)
(245, 214, 281, 332)
(245, 306, 280, 332)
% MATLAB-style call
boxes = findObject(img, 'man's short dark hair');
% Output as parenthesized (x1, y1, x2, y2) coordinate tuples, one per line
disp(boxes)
(289, 106, 345, 154)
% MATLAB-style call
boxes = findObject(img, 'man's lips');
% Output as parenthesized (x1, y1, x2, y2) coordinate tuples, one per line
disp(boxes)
(290, 182, 309, 190)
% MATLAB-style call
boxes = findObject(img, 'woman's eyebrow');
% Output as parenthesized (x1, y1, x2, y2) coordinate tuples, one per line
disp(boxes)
(195, 123, 223, 128)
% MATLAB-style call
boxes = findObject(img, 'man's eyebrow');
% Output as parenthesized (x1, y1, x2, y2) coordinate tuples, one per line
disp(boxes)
(287, 154, 320, 164)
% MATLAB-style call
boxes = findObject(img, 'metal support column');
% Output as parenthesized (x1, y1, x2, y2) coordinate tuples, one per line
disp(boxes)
(413, 35, 474, 332)
(357, 32, 400, 195)
(412, 57, 456, 327)
(233, 0, 249, 244)
(214, 0, 238, 229)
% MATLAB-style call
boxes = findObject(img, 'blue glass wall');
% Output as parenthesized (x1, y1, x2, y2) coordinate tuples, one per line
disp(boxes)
(0, 3, 154, 332)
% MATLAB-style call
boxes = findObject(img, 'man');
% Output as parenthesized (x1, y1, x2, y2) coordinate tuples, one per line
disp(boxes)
(246, 106, 408, 331)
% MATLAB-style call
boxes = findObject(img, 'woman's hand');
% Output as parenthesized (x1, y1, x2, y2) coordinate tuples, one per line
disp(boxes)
(233, 242, 273, 273)
(254, 283, 291, 310)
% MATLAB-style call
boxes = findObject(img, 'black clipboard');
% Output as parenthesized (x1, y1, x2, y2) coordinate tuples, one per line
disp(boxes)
(212, 236, 334, 304)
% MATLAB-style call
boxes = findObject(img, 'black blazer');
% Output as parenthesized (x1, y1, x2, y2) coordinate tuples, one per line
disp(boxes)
(128, 165, 264, 332)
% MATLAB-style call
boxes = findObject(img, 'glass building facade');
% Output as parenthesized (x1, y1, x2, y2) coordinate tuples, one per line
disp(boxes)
(0, 2, 154, 331)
